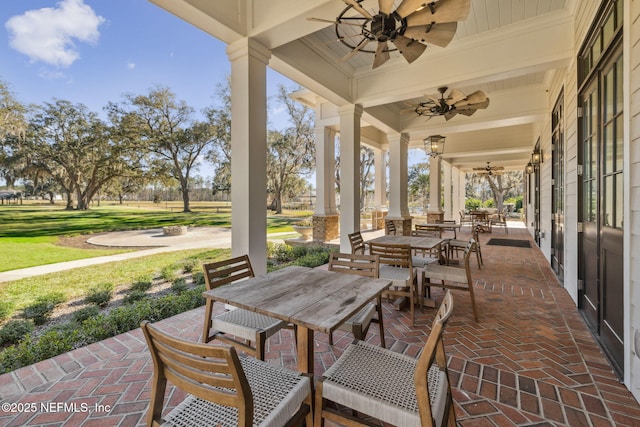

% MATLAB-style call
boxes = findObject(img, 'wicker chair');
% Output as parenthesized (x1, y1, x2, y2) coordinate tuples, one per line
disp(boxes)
(201, 255, 288, 360)
(368, 242, 417, 326)
(423, 240, 479, 322)
(142, 321, 312, 427)
(314, 291, 456, 427)
(348, 230, 366, 254)
(327, 252, 385, 347)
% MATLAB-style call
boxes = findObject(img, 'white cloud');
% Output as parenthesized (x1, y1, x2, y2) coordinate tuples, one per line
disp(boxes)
(5, 0, 105, 68)
(127, 62, 136, 70)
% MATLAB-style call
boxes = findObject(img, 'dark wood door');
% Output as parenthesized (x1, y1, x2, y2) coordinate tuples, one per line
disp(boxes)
(579, 46, 624, 374)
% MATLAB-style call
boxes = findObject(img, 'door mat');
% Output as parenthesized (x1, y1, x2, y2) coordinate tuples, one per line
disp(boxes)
(486, 238, 531, 248)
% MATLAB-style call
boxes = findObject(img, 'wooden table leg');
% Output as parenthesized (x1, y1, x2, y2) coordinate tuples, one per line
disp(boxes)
(297, 325, 314, 374)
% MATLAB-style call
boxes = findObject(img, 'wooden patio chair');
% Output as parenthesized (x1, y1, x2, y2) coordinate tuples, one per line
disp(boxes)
(490, 209, 508, 234)
(385, 219, 397, 235)
(448, 224, 483, 268)
(440, 219, 458, 239)
(141, 321, 312, 427)
(327, 252, 385, 347)
(348, 230, 366, 254)
(423, 240, 479, 322)
(459, 210, 473, 231)
(411, 227, 444, 267)
(314, 290, 456, 427)
(368, 242, 418, 326)
(201, 255, 288, 361)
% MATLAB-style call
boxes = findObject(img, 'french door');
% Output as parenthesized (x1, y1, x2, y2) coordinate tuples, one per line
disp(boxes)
(551, 92, 564, 281)
(578, 39, 624, 375)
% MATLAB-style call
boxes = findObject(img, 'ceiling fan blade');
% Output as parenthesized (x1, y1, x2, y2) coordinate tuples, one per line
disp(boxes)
(425, 93, 441, 104)
(457, 109, 477, 116)
(395, 0, 430, 18)
(372, 41, 390, 69)
(455, 90, 488, 106)
(406, 0, 472, 26)
(455, 98, 490, 110)
(342, 0, 373, 19)
(444, 110, 458, 121)
(339, 38, 370, 62)
(307, 17, 364, 27)
(379, 0, 394, 15)
(446, 89, 467, 106)
(404, 22, 457, 47)
(391, 35, 427, 64)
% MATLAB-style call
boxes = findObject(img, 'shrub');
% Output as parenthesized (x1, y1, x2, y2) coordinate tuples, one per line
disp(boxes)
(0, 320, 34, 346)
(85, 283, 114, 308)
(182, 258, 199, 273)
(171, 278, 188, 294)
(130, 279, 153, 292)
(0, 302, 14, 321)
(72, 306, 101, 323)
(483, 199, 495, 208)
(22, 293, 66, 325)
(192, 271, 205, 286)
(160, 266, 178, 282)
(0, 286, 207, 374)
(465, 198, 482, 211)
(123, 290, 148, 305)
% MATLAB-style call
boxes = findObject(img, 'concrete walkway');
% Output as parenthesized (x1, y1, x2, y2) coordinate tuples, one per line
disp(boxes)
(0, 227, 293, 283)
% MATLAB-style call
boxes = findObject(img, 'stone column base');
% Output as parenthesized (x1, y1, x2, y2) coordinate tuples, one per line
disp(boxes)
(372, 210, 387, 230)
(385, 216, 413, 236)
(313, 214, 339, 242)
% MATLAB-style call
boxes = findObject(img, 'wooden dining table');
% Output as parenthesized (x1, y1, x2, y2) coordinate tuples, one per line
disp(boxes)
(368, 234, 445, 261)
(202, 266, 391, 374)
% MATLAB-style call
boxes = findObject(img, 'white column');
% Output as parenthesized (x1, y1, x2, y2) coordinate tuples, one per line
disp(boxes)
(373, 147, 387, 209)
(429, 155, 442, 212)
(227, 39, 270, 275)
(387, 132, 410, 218)
(451, 165, 462, 219)
(443, 160, 453, 220)
(314, 126, 337, 215)
(338, 104, 363, 252)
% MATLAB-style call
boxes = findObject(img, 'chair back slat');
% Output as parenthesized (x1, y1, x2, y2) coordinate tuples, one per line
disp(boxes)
(414, 290, 454, 426)
(203, 255, 254, 290)
(348, 231, 366, 254)
(385, 220, 397, 235)
(328, 252, 379, 278)
(142, 321, 253, 425)
(413, 226, 441, 238)
(368, 242, 412, 269)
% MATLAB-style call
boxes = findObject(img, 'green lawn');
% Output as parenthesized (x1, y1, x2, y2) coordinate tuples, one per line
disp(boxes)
(0, 247, 228, 319)
(0, 203, 311, 272)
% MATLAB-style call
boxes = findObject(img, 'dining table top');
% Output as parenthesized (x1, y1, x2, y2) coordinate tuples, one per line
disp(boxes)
(367, 234, 444, 250)
(202, 265, 391, 335)
(415, 222, 461, 229)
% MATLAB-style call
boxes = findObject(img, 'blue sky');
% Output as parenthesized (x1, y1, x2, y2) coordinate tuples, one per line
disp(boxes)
(0, 0, 296, 126)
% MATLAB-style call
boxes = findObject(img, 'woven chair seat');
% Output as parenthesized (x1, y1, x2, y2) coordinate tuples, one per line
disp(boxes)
(379, 265, 412, 288)
(162, 354, 311, 427)
(412, 255, 440, 269)
(211, 308, 287, 342)
(320, 340, 448, 426)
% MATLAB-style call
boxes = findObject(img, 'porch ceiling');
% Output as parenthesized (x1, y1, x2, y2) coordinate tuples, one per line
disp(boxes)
(149, 0, 574, 171)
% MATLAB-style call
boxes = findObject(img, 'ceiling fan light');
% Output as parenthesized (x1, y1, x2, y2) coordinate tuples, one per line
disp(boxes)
(424, 134, 446, 157)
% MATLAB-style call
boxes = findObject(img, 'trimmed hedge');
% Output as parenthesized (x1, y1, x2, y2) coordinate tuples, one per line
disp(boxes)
(0, 286, 206, 374)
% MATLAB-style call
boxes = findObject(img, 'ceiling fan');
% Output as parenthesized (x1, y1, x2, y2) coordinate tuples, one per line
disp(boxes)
(473, 162, 504, 176)
(309, 0, 471, 69)
(407, 86, 490, 120)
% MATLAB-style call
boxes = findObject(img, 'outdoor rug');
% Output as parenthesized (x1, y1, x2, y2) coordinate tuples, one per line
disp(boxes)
(486, 238, 531, 248)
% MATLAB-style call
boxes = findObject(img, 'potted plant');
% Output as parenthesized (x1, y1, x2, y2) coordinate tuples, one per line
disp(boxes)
(292, 217, 314, 240)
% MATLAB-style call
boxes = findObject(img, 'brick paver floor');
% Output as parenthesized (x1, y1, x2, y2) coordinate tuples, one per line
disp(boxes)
(1, 226, 639, 426)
